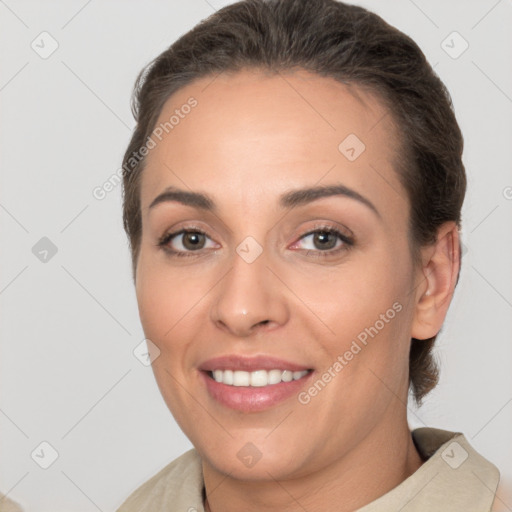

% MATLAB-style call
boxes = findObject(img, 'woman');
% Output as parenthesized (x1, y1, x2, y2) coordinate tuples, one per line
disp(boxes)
(116, 0, 500, 510)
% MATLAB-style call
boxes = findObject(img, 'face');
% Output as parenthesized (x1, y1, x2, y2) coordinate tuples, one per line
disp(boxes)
(135, 68, 420, 480)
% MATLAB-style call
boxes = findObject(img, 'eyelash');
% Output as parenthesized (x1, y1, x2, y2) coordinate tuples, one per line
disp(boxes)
(156, 224, 354, 259)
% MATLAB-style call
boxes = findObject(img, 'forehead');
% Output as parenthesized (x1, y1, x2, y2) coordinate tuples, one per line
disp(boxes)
(140, 68, 405, 218)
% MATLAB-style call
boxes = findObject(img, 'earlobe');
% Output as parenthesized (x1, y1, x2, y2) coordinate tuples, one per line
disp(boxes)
(411, 222, 461, 341)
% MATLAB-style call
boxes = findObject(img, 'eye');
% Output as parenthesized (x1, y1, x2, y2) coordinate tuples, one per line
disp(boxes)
(157, 228, 218, 257)
(157, 224, 354, 259)
(291, 226, 354, 257)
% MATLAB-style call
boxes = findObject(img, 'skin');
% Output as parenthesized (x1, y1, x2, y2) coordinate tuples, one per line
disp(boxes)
(134, 68, 460, 512)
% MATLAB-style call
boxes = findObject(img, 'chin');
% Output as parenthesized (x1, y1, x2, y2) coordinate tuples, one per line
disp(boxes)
(202, 447, 304, 482)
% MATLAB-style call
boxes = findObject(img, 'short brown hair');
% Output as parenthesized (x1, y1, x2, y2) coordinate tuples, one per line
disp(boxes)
(121, 0, 466, 405)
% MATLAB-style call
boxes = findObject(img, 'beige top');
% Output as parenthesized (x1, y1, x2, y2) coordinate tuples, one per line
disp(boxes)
(0, 494, 24, 512)
(116, 427, 500, 511)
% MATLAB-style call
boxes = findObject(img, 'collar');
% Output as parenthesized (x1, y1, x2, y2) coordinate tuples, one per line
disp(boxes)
(358, 427, 500, 511)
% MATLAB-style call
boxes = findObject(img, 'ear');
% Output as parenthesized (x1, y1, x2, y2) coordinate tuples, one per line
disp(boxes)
(411, 221, 461, 340)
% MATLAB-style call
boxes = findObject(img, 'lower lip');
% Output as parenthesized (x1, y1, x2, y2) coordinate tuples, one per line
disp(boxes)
(200, 371, 313, 412)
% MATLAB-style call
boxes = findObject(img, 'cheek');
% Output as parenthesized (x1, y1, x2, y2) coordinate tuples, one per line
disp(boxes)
(135, 263, 205, 422)
(136, 261, 181, 344)
(309, 258, 407, 334)
(308, 249, 413, 378)
(135, 260, 212, 351)
(136, 279, 169, 343)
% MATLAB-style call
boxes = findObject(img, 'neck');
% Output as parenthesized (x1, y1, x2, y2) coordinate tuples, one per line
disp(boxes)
(202, 411, 424, 512)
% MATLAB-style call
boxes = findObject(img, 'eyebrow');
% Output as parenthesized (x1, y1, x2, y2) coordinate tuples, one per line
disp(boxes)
(148, 184, 380, 218)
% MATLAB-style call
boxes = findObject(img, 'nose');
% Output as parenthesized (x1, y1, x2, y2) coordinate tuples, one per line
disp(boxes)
(210, 249, 289, 338)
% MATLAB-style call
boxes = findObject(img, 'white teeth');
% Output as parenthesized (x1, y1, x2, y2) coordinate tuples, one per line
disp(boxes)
(211, 369, 309, 386)
(282, 370, 293, 382)
(268, 369, 282, 385)
(250, 370, 268, 387)
(233, 370, 250, 386)
(223, 369, 234, 385)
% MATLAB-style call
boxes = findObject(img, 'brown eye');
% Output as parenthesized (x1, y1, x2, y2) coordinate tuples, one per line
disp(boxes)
(311, 231, 338, 250)
(290, 226, 354, 259)
(157, 228, 218, 258)
(181, 231, 206, 250)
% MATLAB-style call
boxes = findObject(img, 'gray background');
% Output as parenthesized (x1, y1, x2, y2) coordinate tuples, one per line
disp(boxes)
(1, 0, 511, 510)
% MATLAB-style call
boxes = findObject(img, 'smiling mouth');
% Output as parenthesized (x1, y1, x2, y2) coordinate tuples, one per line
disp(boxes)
(207, 369, 313, 387)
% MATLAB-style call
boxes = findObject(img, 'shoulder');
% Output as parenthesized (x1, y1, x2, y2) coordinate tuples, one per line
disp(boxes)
(413, 426, 500, 484)
(0, 493, 25, 512)
(116, 448, 205, 512)
(360, 426, 500, 512)
(410, 427, 500, 511)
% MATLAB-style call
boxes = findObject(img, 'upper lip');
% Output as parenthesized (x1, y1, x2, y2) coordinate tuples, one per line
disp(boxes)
(199, 355, 312, 372)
